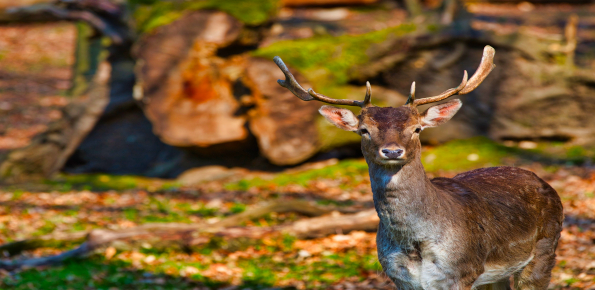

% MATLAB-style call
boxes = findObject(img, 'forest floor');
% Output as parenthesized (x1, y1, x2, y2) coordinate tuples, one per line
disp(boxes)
(1, 137, 595, 290)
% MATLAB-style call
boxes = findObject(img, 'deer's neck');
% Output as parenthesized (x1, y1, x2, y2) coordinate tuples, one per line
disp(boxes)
(368, 156, 438, 237)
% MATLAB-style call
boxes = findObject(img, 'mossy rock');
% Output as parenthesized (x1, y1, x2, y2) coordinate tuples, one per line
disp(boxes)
(252, 23, 417, 87)
(129, 0, 281, 33)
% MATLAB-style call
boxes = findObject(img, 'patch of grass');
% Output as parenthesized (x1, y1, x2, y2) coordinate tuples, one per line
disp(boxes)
(143, 237, 379, 289)
(421, 137, 516, 173)
(0, 258, 197, 290)
(130, 0, 281, 33)
(421, 137, 595, 173)
(252, 23, 417, 87)
(122, 197, 194, 224)
(10, 189, 24, 200)
(241, 250, 381, 288)
(3, 234, 377, 289)
(176, 202, 219, 217)
(160, 181, 182, 192)
(44, 173, 176, 192)
(565, 145, 591, 160)
(316, 199, 354, 207)
(45, 174, 139, 191)
(70, 221, 87, 232)
(225, 159, 368, 190)
(563, 277, 580, 286)
(230, 202, 247, 214)
(142, 213, 191, 223)
(33, 220, 57, 237)
(124, 208, 139, 222)
(240, 260, 276, 287)
(528, 142, 595, 165)
(148, 196, 172, 214)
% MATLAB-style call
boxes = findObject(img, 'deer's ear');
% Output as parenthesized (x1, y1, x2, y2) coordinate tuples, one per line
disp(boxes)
(420, 99, 462, 129)
(319, 105, 359, 132)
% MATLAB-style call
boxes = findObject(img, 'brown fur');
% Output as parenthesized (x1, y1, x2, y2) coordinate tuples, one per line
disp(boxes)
(320, 104, 563, 290)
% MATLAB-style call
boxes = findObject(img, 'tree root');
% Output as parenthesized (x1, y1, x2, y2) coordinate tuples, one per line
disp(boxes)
(0, 200, 378, 271)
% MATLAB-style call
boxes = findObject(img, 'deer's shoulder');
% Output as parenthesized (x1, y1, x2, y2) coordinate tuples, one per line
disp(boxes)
(430, 166, 550, 203)
(445, 167, 558, 207)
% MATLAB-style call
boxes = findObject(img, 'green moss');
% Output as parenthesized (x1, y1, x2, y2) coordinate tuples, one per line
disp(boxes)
(421, 137, 516, 173)
(225, 159, 368, 190)
(230, 202, 247, 214)
(563, 277, 580, 286)
(420, 137, 595, 172)
(44, 173, 178, 192)
(124, 208, 138, 221)
(520, 141, 594, 165)
(566, 145, 588, 160)
(252, 23, 417, 86)
(1, 258, 197, 290)
(34, 220, 57, 236)
(272, 251, 381, 287)
(130, 0, 281, 33)
(45, 174, 139, 191)
(176, 202, 219, 217)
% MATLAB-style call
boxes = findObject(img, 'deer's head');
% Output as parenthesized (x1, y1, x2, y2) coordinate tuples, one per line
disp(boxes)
(274, 46, 495, 166)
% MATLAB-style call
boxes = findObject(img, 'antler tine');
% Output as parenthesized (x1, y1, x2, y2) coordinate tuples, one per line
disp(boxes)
(458, 45, 496, 95)
(274, 56, 366, 107)
(413, 70, 468, 106)
(405, 82, 416, 105)
(412, 45, 496, 106)
(273, 56, 314, 102)
(363, 81, 372, 107)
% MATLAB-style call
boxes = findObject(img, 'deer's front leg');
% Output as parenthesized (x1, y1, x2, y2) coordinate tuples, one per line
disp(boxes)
(419, 244, 481, 290)
(376, 223, 423, 290)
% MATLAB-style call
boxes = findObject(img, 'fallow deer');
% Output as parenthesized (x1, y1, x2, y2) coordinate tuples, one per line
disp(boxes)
(273, 46, 563, 290)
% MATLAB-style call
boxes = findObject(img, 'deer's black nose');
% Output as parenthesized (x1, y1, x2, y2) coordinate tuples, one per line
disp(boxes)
(381, 149, 404, 159)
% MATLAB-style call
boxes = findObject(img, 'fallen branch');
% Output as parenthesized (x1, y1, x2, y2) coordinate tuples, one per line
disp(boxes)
(0, 200, 378, 270)
(283, 209, 378, 239)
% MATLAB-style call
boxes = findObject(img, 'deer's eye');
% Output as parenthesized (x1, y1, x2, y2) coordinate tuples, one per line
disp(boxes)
(360, 128, 369, 135)
(414, 128, 422, 134)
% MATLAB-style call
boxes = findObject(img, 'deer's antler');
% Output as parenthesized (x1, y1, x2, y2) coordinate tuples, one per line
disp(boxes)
(410, 45, 496, 106)
(274, 56, 372, 108)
